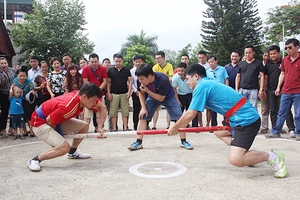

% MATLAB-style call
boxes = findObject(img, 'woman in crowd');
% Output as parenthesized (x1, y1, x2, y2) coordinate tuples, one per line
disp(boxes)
(13, 66, 35, 137)
(48, 57, 66, 97)
(0, 57, 17, 138)
(34, 61, 53, 106)
(78, 57, 88, 74)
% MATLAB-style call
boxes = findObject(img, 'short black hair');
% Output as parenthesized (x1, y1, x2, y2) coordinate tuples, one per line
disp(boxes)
(16, 65, 28, 76)
(29, 55, 39, 61)
(285, 38, 299, 46)
(268, 45, 280, 53)
(79, 82, 101, 98)
(198, 51, 207, 55)
(50, 57, 60, 65)
(62, 53, 71, 58)
(208, 55, 217, 61)
(102, 58, 110, 63)
(181, 54, 189, 59)
(155, 51, 165, 58)
(185, 64, 206, 77)
(244, 44, 255, 52)
(231, 49, 241, 56)
(135, 63, 154, 77)
(113, 53, 123, 60)
(177, 62, 187, 69)
(132, 54, 144, 61)
(89, 53, 99, 60)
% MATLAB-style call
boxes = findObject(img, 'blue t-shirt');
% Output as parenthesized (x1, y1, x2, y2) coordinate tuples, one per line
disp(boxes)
(9, 96, 24, 115)
(172, 73, 193, 95)
(146, 72, 174, 100)
(13, 78, 34, 98)
(189, 77, 259, 127)
(206, 66, 228, 84)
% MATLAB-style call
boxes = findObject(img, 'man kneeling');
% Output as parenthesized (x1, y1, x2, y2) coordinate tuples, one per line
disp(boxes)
(27, 82, 106, 171)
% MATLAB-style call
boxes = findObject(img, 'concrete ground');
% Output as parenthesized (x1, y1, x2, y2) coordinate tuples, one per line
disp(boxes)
(0, 106, 299, 200)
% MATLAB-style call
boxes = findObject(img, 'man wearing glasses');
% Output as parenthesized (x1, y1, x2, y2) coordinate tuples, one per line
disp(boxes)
(266, 38, 300, 140)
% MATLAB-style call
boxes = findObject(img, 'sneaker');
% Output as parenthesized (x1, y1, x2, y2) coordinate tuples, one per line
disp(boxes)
(27, 160, 41, 171)
(67, 151, 91, 159)
(181, 141, 193, 150)
(267, 150, 288, 178)
(128, 142, 143, 151)
(289, 130, 295, 138)
(152, 127, 157, 130)
(296, 134, 300, 141)
(265, 133, 281, 139)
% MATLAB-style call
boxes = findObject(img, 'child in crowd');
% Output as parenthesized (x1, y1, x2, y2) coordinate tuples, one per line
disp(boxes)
(9, 85, 25, 140)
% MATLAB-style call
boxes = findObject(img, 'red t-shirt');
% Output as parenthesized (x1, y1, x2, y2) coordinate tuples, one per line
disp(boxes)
(31, 91, 83, 127)
(281, 53, 300, 94)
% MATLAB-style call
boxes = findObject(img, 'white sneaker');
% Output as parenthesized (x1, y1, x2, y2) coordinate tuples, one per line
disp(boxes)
(289, 130, 295, 138)
(27, 160, 41, 171)
(67, 151, 91, 159)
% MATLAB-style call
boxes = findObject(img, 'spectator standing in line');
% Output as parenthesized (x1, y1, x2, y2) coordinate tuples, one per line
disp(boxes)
(107, 54, 132, 131)
(264, 45, 295, 138)
(235, 44, 265, 109)
(27, 55, 41, 82)
(260, 51, 270, 133)
(152, 51, 173, 129)
(0, 57, 17, 138)
(34, 61, 52, 107)
(225, 50, 241, 89)
(206, 55, 229, 127)
(81, 54, 108, 132)
(130, 55, 144, 130)
(60, 53, 80, 71)
(78, 57, 88, 74)
(265, 39, 300, 140)
(102, 58, 113, 131)
(48, 57, 66, 97)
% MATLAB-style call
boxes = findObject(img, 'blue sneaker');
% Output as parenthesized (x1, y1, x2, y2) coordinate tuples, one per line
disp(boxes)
(128, 142, 143, 151)
(181, 141, 193, 150)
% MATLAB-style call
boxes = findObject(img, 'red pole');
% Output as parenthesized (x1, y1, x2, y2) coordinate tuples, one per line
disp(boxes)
(137, 126, 232, 135)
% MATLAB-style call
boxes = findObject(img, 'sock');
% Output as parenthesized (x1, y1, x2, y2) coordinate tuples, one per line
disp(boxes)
(68, 148, 77, 154)
(268, 152, 277, 162)
(32, 155, 41, 162)
(136, 139, 142, 144)
(181, 138, 187, 144)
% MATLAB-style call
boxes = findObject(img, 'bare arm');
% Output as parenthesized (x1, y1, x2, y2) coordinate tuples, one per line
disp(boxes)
(83, 78, 89, 84)
(225, 78, 229, 86)
(126, 77, 132, 98)
(140, 84, 165, 102)
(275, 71, 285, 96)
(100, 78, 107, 91)
(168, 110, 198, 135)
(235, 73, 240, 91)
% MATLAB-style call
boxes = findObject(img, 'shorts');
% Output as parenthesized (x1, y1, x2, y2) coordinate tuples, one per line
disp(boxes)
(230, 118, 261, 150)
(10, 114, 24, 129)
(84, 107, 100, 118)
(32, 118, 88, 148)
(109, 93, 129, 117)
(143, 96, 182, 121)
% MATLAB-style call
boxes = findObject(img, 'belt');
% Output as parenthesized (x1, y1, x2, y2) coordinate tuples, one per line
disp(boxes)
(36, 105, 63, 136)
(224, 97, 247, 123)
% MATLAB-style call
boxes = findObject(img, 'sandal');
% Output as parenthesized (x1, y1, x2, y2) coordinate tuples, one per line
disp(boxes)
(19, 135, 26, 140)
(29, 134, 35, 137)
(12, 135, 19, 140)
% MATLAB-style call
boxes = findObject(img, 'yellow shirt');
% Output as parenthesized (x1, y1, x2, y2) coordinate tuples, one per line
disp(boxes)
(152, 63, 174, 78)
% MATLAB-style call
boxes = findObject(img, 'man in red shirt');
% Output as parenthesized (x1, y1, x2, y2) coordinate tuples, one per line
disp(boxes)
(27, 83, 107, 172)
(81, 53, 108, 132)
(266, 38, 300, 140)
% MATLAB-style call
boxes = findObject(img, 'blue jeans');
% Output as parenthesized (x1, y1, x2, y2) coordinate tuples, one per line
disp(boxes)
(239, 88, 258, 110)
(272, 93, 300, 135)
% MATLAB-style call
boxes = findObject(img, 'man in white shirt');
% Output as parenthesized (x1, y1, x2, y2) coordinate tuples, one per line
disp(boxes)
(28, 55, 41, 81)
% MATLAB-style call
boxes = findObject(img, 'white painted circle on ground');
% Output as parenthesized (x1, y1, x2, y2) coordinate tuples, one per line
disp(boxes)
(129, 161, 187, 179)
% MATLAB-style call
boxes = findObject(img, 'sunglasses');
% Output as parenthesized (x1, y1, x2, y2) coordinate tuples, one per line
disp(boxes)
(284, 46, 293, 50)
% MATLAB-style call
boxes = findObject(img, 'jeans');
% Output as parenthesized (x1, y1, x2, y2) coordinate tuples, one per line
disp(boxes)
(272, 93, 300, 134)
(239, 88, 258, 110)
(268, 90, 295, 131)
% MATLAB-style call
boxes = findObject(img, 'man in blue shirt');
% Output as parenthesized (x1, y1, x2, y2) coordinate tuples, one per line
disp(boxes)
(128, 63, 193, 150)
(168, 64, 287, 178)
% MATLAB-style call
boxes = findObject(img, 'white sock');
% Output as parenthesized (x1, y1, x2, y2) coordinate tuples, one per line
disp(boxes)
(268, 152, 277, 162)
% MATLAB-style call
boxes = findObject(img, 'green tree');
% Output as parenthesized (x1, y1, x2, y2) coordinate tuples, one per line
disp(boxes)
(123, 44, 155, 68)
(201, 0, 263, 65)
(264, 0, 300, 45)
(10, 0, 94, 63)
(121, 30, 158, 57)
(163, 49, 177, 68)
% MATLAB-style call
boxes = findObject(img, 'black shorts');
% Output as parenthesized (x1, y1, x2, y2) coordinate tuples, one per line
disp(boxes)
(230, 118, 261, 150)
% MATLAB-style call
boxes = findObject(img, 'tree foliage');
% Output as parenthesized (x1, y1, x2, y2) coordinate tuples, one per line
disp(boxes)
(123, 44, 155, 68)
(121, 30, 159, 57)
(201, 0, 263, 65)
(264, 0, 300, 45)
(10, 0, 94, 63)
